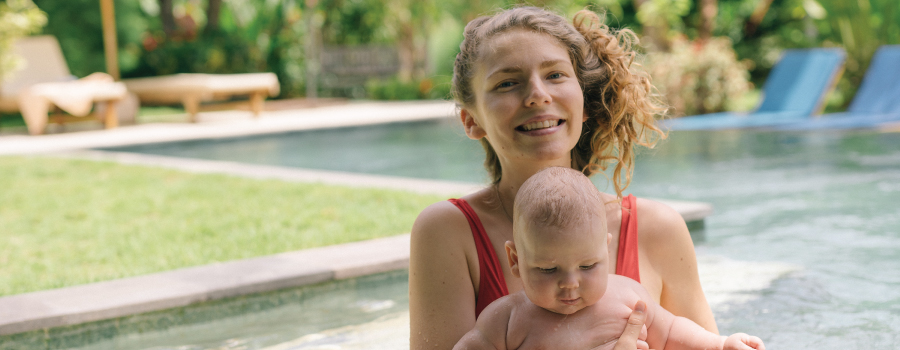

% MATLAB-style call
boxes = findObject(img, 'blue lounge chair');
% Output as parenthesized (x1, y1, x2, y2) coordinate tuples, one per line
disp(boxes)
(771, 45, 900, 130)
(662, 48, 847, 131)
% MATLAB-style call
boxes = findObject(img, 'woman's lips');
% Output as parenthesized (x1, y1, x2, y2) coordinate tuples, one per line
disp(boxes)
(516, 119, 566, 136)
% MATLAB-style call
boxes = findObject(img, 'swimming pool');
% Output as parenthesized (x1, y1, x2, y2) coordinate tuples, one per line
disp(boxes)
(95, 121, 900, 348)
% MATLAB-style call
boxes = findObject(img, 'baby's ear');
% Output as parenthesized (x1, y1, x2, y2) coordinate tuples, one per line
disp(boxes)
(505, 241, 521, 278)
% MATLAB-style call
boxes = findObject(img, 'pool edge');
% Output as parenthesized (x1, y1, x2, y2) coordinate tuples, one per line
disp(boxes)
(0, 234, 411, 336)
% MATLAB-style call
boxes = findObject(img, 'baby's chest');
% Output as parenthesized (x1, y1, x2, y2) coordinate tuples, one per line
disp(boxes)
(511, 312, 636, 350)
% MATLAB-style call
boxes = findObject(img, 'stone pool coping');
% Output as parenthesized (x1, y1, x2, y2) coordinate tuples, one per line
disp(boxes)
(0, 99, 713, 336)
(0, 234, 411, 336)
(50, 150, 712, 222)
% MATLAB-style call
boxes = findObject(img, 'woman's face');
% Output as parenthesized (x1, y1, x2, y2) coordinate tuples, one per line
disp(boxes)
(461, 29, 585, 168)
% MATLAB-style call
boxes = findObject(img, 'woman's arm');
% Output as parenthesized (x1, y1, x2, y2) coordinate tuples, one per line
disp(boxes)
(410, 201, 480, 350)
(638, 199, 719, 334)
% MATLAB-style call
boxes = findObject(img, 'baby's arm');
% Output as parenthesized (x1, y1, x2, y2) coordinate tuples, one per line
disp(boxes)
(452, 296, 514, 350)
(654, 315, 764, 350)
(619, 278, 763, 350)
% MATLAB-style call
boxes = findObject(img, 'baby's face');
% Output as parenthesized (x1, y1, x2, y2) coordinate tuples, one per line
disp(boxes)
(513, 216, 610, 315)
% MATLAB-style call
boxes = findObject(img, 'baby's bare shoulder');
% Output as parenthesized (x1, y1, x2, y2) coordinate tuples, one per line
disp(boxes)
(607, 275, 651, 302)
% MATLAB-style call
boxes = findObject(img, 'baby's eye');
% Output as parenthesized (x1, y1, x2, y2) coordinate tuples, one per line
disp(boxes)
(538, 267, 557, 274)
(579, 263, 597, 270)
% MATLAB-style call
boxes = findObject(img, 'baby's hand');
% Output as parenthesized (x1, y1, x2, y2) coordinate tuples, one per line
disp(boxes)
(723, 333, 765, 350)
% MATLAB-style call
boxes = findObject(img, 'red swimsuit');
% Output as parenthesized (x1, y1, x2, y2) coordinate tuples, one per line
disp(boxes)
(448, 195, 641, 318)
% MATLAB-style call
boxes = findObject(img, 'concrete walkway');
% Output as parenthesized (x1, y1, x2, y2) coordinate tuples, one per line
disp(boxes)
(0, 100, 712, 336)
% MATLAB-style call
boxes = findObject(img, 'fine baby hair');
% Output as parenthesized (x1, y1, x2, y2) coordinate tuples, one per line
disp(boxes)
(451, 6, 666, 197)
(513, 166, 605, 231)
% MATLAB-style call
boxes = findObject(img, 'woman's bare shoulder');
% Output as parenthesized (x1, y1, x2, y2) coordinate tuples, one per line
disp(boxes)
(412, 198, 476, 241)
(633, 197, 690, 242)
(410, 198, 485, 349)
(632, 198, 717, 332)
(412, 189, 494, 238)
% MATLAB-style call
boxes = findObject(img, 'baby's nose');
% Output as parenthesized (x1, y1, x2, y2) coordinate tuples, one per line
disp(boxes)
(559, 274, 579, 289)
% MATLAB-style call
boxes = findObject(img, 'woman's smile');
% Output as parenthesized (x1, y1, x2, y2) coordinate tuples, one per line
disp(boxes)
(517, 117, 565, 135)
(462, 28, 585, 165)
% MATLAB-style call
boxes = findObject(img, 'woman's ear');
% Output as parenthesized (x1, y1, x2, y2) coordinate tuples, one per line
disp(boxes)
(460, 108, 487, 140)
(506, 241, 521, 278)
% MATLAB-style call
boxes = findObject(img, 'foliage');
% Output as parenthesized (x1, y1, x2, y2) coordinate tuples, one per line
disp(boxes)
(810, 0, 899, 109)
(366, 75, 452, 100)
(34, 0, 147, 78)
(0, 0, 46, 80)
(645, 36, 752, 116)
(0, 156, 447, 296)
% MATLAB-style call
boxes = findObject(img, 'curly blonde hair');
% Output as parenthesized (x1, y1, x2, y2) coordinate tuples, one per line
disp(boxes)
(451, 7, 666, 198)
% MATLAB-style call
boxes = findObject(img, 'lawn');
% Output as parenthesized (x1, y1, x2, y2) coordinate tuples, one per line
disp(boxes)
(0, 156, 447, 297)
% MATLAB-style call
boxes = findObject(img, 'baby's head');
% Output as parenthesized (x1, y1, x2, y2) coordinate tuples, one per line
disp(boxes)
(506, 167, 611, 315)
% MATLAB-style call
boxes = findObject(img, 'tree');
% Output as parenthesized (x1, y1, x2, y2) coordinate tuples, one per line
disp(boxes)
(205, 0, 222, 34)
(159, 0, 176, 37)
(0, 0, 46, 80)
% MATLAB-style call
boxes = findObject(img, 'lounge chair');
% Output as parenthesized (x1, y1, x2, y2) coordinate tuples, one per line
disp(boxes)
(122, 73, 280, 123)
(662, 48, 846, 131)
(0, 35, 128, 135)
(771, 45, 900, 130)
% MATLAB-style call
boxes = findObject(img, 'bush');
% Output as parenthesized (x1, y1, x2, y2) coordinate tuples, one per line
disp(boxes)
(645, 36, 753, 117)
(366, 75, 452, 100)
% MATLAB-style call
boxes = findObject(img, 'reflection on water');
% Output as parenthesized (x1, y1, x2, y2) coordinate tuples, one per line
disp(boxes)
(101, 124, 900, 349)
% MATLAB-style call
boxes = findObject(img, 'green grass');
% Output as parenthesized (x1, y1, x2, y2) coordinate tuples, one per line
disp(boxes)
(136, 106, 189, 123)
(0, 112, 27, 128)
(0, 156, 446, 297)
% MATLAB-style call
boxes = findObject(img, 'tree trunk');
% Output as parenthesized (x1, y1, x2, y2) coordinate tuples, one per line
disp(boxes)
(744, 0, 774, 37)
(633, 0, 669, 51)
(159, 0, 176, 37)
(397, 22, 415, 83)
(699, 0, 718, 41)
(205, 0, 222, 34)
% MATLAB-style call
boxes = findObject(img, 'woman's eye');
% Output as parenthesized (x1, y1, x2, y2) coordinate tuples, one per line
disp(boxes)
(538, 267, 557, 273)
(497, 81, 516, 89)
(579, 263, 597, 270)
(548, 72, 563, 79)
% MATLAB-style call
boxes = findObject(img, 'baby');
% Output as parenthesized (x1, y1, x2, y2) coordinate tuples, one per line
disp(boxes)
(453, 167, 765, 350)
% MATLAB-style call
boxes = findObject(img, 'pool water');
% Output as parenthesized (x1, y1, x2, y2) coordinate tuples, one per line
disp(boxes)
(103, 119, 491, 183)
(99, 122, 900, 348)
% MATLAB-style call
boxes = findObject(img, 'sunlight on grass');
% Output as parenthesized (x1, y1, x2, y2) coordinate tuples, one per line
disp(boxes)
(0, 156, 447, 296)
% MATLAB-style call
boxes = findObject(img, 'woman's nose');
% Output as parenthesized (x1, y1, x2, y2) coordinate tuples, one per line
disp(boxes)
(524, 78, 552, 107)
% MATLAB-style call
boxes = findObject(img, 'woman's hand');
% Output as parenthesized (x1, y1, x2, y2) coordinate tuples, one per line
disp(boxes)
(615, 301, 651, 350)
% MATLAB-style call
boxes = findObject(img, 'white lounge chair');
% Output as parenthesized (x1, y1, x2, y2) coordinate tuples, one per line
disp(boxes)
(122, 72, 280, 122)
(0, 35, 128, 135)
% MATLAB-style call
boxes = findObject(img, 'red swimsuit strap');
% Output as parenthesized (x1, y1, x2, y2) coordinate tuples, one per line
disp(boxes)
(616, 194, 641, 282)
(448, 198, 509, 319)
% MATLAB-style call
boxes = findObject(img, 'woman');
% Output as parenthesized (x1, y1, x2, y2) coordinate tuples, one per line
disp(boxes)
(409, 7, 716, 349)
